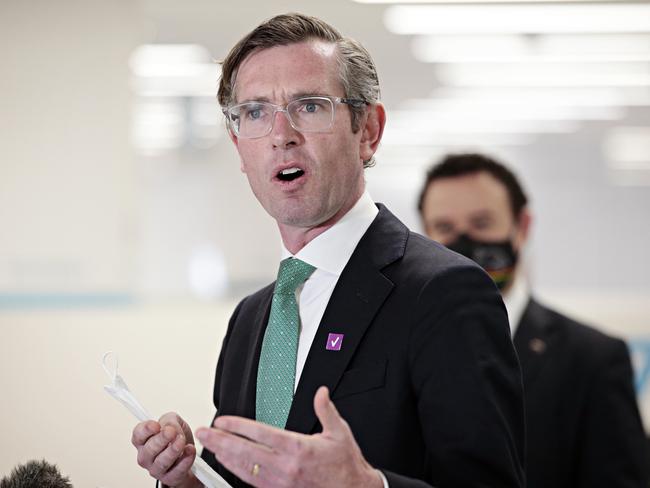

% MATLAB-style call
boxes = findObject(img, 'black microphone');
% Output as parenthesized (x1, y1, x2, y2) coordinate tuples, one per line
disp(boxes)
(0, 460, 72, 488)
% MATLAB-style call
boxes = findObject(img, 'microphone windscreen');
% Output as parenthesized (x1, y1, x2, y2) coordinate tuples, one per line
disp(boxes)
(0, 460, 72, 488)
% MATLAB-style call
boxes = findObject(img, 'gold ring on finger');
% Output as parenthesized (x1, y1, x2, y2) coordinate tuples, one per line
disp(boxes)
(251, 463, 260, 477)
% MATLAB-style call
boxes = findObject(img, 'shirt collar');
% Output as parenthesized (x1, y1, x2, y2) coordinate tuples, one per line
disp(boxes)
(281, 191, 378, 276)
(503, 271, 530, 335)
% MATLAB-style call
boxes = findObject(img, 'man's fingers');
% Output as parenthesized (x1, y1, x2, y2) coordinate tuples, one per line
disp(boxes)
(159, 412, 194, 444)
(196, 426, 275, 460)
(313, 386, 347, 437)
(211, 416, 304, 453)
(132, 420, 161, 447)
(138, 426, 184, 472)
(131, 413, 195, 484)
(196, 427, 280, 485)
(161, 445, 196, 485)
(218, 456, 286, 488)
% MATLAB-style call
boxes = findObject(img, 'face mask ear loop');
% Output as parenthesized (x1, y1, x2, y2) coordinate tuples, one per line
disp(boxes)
(102, 351, 118, 384)
(100, 352, 231, 488)
(102, 351, 151, 421)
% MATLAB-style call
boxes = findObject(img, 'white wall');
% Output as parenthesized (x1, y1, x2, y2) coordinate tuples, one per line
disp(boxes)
(0, 1, 141, 297)
(0, 303, 233, 487)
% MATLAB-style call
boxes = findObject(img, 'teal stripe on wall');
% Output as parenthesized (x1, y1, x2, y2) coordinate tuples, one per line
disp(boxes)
(629, 339, 650, 395)
(0, 293, 135, 309)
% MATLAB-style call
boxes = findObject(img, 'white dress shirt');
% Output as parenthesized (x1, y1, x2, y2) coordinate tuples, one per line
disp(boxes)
(502, 272, 530, 335)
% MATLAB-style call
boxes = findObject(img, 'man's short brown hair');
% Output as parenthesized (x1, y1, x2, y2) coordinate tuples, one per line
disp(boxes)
(418, 153, 529, 219)
(217, 13, 381, 143)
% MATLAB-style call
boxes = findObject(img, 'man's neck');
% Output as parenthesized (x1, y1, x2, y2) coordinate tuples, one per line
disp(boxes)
(278, 191, 364, 255)
(280, 224, 332, 255)
(501, 267, 531, 334)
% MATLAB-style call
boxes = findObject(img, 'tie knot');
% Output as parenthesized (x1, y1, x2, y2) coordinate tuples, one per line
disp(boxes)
(275, 258, 315, 295)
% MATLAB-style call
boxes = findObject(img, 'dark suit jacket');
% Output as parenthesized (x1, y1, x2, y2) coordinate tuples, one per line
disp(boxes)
(202, 205, 526, 487)
(514, 298, 648, 488)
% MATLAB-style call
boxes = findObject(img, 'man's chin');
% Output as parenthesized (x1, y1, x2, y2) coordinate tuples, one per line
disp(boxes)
(276, 213, 321, 229)
(272, 206, 334, 231)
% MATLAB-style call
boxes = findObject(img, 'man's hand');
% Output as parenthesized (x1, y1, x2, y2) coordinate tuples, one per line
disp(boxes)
(195, 386, 383, 488)
(131, 412, 201, 488)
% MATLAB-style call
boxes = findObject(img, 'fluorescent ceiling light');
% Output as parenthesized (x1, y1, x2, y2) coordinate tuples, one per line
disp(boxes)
(381, 130, 535, 147)
(385, 112, 579, 133)
(358, 0, 620, 3)
(130, 44, 213, 77)
(435, 63, 650, 87)
(604, 126, 650, 168)
(542, 34, 650, 56)
(437, 61, 649, 76)
(392, 101, 624, 121)
(412, 34, 650, 63)
(427, 87, 650, 106)
(385, 4, 650, 34)
(131, 76, 220, 97)
(129, 44, 220, 97)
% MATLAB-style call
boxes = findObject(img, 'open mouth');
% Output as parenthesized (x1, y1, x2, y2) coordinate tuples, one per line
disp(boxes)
(277, 167, 305, 182)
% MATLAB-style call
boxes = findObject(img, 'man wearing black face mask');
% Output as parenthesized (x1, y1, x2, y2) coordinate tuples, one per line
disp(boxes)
(418, 153, 648, 488)
(442, 234, 519, 290)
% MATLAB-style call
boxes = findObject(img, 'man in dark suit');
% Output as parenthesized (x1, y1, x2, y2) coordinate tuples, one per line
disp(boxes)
(418, 152, 648, 488)
(130, 15, 525, 488)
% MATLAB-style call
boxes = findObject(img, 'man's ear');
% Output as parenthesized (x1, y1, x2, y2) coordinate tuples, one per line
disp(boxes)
(225, 126, 246, 172)
(514, 207, 532, 250)
(359, 103, 386, 163)
(227, 125, 239, 148)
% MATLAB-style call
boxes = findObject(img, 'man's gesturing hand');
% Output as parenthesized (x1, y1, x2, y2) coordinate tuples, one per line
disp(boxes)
(195, 386, 383, 488)
(131, 412, 200, 488)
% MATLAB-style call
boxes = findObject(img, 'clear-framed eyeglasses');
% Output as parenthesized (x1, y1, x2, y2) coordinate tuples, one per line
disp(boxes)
(222, 96, 367, 139)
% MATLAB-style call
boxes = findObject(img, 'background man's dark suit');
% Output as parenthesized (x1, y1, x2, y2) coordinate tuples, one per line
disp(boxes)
(202, 205, 526, 488)
(514, 298, 648, 488)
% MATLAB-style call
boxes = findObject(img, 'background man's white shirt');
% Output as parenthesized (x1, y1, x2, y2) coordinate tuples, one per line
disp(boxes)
(503, 271, 530, 335)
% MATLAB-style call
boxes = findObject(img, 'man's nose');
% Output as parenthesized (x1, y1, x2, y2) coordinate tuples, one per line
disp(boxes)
(271, 109, 300, 148)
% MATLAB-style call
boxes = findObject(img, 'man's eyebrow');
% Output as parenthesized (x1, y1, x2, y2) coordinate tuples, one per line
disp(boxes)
(237, 91, 329, 104)
(291, 91, 328, 99)
(469, 209, 494, 221)
(236, 96, 272, 104)
(430, 216, 453, 225)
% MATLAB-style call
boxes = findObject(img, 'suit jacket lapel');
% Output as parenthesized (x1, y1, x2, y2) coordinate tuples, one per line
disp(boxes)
(237, 285, 273, 420)
(285, 204, 408, 434)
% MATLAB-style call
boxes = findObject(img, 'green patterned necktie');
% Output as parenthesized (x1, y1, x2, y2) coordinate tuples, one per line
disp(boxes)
(256, 257, 316, 428)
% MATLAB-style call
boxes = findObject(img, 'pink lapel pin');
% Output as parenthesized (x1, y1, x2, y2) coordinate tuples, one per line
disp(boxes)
(326, 333, 344, 351)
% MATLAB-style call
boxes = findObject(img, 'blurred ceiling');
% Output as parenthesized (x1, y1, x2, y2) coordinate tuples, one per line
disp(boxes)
(134, 0, 650, 177)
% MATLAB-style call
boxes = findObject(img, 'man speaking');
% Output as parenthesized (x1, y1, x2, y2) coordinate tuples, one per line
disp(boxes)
(131, 14, 525, 488)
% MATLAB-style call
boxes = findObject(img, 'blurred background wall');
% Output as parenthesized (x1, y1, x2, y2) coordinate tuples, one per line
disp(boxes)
(1, 0, 649, 485)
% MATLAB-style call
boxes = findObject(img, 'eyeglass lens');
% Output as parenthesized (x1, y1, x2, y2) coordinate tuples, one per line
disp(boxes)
(232, 97, 335, 137)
